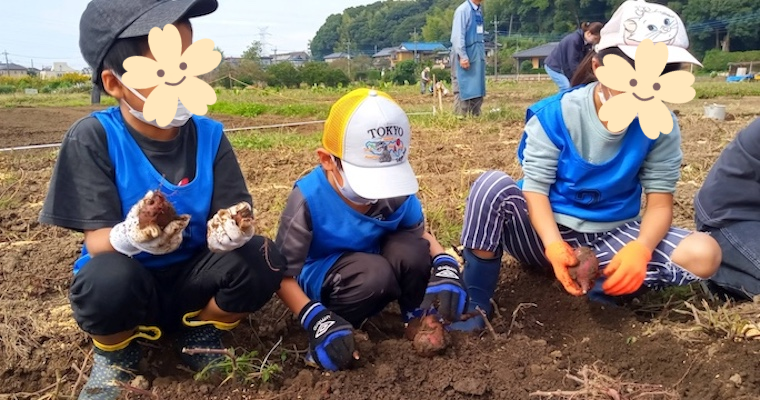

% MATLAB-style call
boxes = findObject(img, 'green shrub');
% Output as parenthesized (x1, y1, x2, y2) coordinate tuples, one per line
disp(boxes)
(431, 68, 450, 84)
(391, 60, 417, 85)
(520, 60, 534, 73)
(702, 50, 760, 72)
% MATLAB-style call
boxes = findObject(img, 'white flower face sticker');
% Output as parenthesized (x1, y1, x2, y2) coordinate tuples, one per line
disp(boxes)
(121, 24, 221, 128)
(595, 39, 696, 140)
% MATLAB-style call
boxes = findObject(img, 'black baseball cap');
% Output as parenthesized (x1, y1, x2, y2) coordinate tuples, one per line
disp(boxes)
(79, 0, 218, 83)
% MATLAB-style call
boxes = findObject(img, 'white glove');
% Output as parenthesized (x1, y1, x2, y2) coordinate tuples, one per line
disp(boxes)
(207, 201, 255, 253)
(109, 190, 191, 256)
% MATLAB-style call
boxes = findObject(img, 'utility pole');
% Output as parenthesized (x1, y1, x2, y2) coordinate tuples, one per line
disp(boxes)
(2, 50, 9, 76)
(346, 38, 351, 78)
(413, 28, 418, 62)
(493, 15, 499, 79)
(508, 14, 513, 37)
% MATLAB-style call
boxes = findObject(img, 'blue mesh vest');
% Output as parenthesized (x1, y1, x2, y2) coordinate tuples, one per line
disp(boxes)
(72, 106, 222, 274)
(295, 166, 424, 301)
(517, 85, 657, 223)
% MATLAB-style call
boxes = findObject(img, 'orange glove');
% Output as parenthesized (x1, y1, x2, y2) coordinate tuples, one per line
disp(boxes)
(602, 241, 651, 296)
(545, 241, 583, 296)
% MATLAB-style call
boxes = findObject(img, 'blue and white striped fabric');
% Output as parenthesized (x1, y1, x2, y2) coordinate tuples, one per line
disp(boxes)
(460, 170, 701, 290)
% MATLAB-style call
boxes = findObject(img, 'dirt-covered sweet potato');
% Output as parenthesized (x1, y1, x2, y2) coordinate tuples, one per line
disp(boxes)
(138, 190, 179, 230)
(569, 246, 600, 293)
(405, 314, 450, 357)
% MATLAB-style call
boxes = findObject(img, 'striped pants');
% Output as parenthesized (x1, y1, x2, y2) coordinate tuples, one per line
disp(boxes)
(460, 170, 701, 290)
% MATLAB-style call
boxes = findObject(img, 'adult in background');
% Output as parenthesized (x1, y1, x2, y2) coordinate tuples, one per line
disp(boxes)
(694, 117, 760, 301)
(420, 67, 432, 95)
(544, 21, 602, 92)
(450, 0, 485, 116)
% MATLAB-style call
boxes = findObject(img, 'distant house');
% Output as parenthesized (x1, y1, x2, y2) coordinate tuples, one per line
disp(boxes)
(395, 42, 447, 64)
(372, 47, 399, 67)
(40, 62, 78, 79)
(273, 51, 310, 68)
(373, 42, 448, 67)
(0, 62, 29, 77)
(259, 56, 273, 67)
(323, 52, 351, 63)
(512, 42, 559, 69)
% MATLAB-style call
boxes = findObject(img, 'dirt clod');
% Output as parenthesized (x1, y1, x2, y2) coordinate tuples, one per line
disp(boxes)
(453, 377, 487, 396)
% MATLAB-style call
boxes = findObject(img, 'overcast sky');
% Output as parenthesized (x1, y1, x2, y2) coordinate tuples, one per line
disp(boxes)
(1, 0, 378, 70)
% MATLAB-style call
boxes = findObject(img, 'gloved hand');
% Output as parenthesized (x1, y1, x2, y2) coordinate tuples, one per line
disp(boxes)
(545, 241, 583, 296)
(602, 240, 651, 296)
(207, 201, 255, 252)
(298, 301, 357, 371)
(109, 190, 190, 256)
(420, 254, 468, 322)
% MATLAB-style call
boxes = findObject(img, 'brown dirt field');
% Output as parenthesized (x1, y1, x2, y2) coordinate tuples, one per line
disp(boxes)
(2, 98, 760, 400)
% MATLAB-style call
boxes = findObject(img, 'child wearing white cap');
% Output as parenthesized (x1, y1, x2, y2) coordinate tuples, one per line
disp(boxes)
(274, 88, 469, 371)
(450, 0, 722, 332)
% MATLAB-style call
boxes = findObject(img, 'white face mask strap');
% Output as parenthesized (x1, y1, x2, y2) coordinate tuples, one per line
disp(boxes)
(112, 72, 148, 102)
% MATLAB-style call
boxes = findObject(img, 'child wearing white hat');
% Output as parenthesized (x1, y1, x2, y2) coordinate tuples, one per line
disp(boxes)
(450, 0, 721, 332)
(274, 88, 469, 370)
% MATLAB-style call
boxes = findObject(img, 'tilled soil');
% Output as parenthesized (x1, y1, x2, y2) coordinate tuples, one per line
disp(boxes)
(1, 98, 759, 400)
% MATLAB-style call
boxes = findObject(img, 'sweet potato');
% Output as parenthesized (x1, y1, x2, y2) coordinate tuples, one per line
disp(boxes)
(405, 314, 449, 357)
(138, 191, 179, 230)
(232, 205, 254, 233)
(569, 246, 600, 293)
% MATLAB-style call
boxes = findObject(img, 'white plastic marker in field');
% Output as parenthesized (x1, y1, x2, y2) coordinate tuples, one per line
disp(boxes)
(121, 23, 221, 128)
(595, 39, 696, 140)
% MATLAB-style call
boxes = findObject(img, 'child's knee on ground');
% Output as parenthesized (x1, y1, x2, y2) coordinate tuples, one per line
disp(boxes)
(671, 232, 722, 279)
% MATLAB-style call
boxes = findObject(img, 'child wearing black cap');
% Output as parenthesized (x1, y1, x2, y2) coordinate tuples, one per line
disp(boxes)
(38, 1, 285, 398)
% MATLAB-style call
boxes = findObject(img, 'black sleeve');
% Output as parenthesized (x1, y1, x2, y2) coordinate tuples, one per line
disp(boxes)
(38, 116, 124, 232)
(274, 187, 313, 277)
(208, 134, 253, 219)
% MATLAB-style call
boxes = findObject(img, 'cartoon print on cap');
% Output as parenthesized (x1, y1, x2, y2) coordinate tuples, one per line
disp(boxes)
(121, 24, 221, 127)
(596, 38, 696, 140)
(365, 138, 407, 163)
(623, 5, 679, 45)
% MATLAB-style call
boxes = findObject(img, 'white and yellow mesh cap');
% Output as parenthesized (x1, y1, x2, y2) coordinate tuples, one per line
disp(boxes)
(595, 0, 701, 66)
(322, 88, 419, 199)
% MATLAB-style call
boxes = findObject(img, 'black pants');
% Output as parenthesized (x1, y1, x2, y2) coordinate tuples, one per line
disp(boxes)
(320, 231, 432, 327)
(69, 236, 286, 336)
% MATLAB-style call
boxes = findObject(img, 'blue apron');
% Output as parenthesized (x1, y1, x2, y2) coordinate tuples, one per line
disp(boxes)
(294, 166, 424, 301)
(454, 1, 486, 101)
(72, 106, 223, 274)
(516, 85, 658, 223)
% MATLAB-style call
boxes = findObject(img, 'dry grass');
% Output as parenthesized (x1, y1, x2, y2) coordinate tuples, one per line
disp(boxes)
(529, 362, 680, 399)
(672, 298, 760, 342)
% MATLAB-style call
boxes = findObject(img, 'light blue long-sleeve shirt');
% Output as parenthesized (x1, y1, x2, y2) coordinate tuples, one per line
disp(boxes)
(521, 82, 683, 232)
(451, 0, 479, 61)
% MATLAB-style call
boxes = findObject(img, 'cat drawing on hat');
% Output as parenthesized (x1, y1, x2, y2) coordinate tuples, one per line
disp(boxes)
(623, 6, 679, 45)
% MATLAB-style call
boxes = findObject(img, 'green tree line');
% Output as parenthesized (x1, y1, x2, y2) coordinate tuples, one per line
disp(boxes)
(309, 0, 760, 61)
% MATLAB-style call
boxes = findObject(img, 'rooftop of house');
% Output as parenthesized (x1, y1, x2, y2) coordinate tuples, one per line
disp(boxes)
(0, 62, 28, 71)
(273, 51, 309, 61)
(512, 42, 559, 59)
(398, 42, 447, 52)
(324, 52, 351, 60)
(372, 47, 399, 58)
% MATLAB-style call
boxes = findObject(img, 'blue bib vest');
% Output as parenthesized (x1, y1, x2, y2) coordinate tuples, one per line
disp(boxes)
(295, 166, 424, 301)
(517, 85, 657, 223)
(454, 0, 486, 101)
(72, 106, 223, 274)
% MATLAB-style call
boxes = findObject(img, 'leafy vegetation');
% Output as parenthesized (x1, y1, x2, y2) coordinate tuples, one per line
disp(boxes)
(0, 74, 92, 94)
